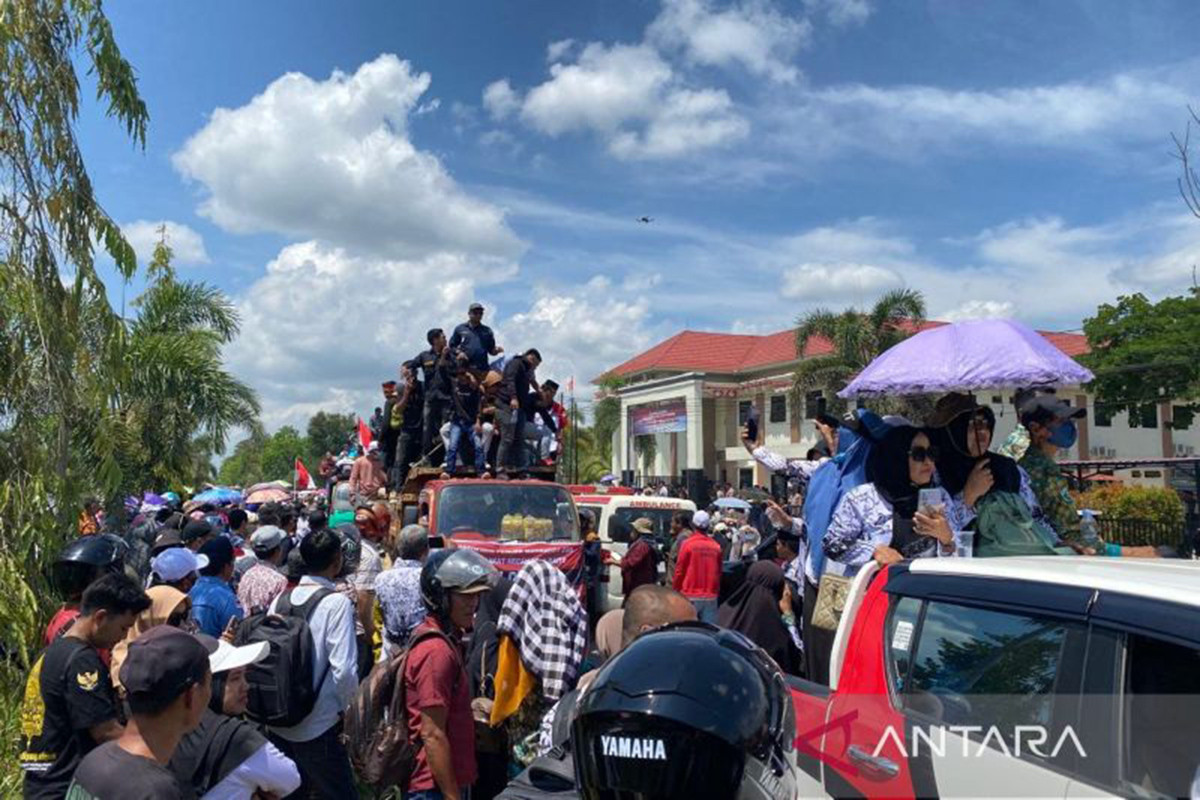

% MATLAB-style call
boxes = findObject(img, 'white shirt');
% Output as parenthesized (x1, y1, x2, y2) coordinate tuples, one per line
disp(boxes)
(751, 446, 828, 481)
(267, 576, 359, 742)
(199, 741, 301, 800)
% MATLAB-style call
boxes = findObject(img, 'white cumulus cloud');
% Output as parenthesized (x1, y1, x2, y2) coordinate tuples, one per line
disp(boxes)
(939, 300, 1016, 322)
(122, 220, 209, 266)
(647, 0, 810, 83)
(483, 79, 521, 121)
(781, 261, 904, 302)
(803, 0, 872, 27)
(174, 54, 522, 261)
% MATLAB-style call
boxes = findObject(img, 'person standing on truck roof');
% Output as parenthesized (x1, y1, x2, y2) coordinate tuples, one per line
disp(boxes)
(379, 380, 400, 480)
(672, 511, 722, 624)
(416, 328, 458, 469)
(494, 348, 542, 479)
(449, 302, 503, 374)
(394, 362, 424, 488)
(823, 426, 963, 577)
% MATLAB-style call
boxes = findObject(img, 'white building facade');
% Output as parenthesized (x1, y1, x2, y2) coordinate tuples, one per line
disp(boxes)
(603, 329, 1198, 490)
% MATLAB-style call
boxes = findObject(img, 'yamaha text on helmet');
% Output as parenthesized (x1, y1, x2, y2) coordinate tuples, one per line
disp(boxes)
(573, 621, 799, 800)
(419, 548, 498, 614)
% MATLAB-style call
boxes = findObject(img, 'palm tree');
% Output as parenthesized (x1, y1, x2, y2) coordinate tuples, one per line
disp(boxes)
(792, 289, 927, 415)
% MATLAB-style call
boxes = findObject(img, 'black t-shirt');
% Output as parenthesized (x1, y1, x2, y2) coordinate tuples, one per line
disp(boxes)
(21, 637, 120, 800)
(66, 741, 184, 799)
(402, 382, 425, 432)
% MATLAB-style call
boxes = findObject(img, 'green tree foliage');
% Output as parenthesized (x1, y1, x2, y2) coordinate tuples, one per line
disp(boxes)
(0, 1, 156, 790)
(307, 410, 356, 461)
(1075, 484, 1185, 528)
(591, 375, 626, 469)
(1082, 289, 1200, 419)
(792, 289, 928, 417)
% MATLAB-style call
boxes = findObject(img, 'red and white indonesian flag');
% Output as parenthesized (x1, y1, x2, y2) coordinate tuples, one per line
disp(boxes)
(294, 458, 314, 490)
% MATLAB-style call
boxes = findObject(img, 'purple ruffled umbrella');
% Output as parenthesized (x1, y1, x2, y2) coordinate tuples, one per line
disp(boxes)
(838, 318, 1094, 398)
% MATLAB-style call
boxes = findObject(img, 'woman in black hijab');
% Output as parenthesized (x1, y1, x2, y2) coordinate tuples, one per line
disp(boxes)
(823, 425, 961, 577)
(929, 393, 1027, 511)
(717, 561, 799, 674)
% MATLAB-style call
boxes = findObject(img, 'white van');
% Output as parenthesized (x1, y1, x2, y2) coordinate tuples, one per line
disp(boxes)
(574, 492, 696, 613)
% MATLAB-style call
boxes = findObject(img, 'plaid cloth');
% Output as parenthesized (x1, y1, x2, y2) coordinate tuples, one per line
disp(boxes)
(497, 559, 588, 701)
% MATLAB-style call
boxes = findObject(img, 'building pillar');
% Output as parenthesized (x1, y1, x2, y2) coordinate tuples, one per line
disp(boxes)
(790, 394, 801, 443)
(1075, 394, 1090, 461)
(617, 397, 628, 477)
(686, 383, 705, 470)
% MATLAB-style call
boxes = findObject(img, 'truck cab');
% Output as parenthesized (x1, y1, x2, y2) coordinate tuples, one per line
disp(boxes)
(793, 557, 1200, 799)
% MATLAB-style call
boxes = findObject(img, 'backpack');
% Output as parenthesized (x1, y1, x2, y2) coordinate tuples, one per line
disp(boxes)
(234, 586, 334, 727)
(973, 491, 1075, 557)
(342, 625, 458, 791)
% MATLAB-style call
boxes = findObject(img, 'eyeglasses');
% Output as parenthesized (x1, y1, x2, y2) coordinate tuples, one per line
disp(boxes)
(908, 445, 939, 463)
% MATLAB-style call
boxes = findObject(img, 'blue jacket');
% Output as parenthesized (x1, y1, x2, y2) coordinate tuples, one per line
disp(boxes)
(190, 575, 243, 637)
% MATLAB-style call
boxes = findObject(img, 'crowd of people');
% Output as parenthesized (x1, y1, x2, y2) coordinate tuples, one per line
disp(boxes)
(318, 303, 569, 502)
(19, 368, 1181, 798)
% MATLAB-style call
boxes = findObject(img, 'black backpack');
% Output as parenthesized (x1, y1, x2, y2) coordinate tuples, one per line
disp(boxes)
(235, 587, 334, 727)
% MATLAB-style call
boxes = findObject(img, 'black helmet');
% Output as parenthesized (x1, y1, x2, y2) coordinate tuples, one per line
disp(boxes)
(573, 621, 798, 800)
(332, 523, 362, 576)
(51, 534, 129, 601)
(419, 548, 497, 614)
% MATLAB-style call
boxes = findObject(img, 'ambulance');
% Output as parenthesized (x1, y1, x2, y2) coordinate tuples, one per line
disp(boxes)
(571, 486, 696, 612)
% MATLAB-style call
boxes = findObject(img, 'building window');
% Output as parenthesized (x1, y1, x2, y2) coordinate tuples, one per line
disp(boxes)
(1094, 404, 1113, 428)
(769, 395, 787, 423)
(738, 468, 753, 489)
(804, 391, 825, 420)
(737, 400, 752, 425)
(1138, 404, 1158, 429)
(1171, 405, 1194, 431)
(991, 395, 1002, 405)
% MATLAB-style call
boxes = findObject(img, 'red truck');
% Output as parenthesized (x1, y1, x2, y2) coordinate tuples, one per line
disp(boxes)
(396, 468, 586, 580)
(790, 556, 1200, 799)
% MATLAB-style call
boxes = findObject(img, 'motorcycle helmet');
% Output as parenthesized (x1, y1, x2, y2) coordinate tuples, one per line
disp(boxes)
(332, 523, 362, 576)
(51, 534, 129, 601)
(419, 548, 497, 614)
(573, 621, 798, 800)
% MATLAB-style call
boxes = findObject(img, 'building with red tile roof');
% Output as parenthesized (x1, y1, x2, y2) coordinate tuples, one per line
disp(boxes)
(596, 323, 1193, 495)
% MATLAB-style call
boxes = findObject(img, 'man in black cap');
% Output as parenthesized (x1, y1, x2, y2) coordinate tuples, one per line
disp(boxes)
(450, 301, 502, 374)
(67, 626, 213, 798)
(20, 573, 150, 799)
(181, 518, 215, 553)
(190, 538, 243, 637)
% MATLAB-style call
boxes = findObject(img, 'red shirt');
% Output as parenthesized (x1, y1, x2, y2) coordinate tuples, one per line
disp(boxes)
(621, 537, 657, 596)
(403, 618, 476, 792)
(672, 533, 722, 600)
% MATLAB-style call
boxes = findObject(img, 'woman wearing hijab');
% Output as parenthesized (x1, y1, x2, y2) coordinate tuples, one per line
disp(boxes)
(489, 560, 588, 769)
(823, 425, 965, 577)
(717, 561, 799, 674)
(110, 586, 192, 694)
(928, 393, 1071, 556)
(170, 636, 301, 799)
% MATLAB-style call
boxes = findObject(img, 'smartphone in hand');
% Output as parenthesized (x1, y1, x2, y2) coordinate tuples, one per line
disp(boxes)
(745, 405, 760, 443)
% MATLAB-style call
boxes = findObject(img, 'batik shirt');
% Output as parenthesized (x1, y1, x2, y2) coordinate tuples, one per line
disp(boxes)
(822, 484, 967, 577)
(1019, 447, 1080, 543)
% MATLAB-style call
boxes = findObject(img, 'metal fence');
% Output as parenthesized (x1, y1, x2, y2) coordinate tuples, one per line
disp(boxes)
(1096, 517, 1195, 554)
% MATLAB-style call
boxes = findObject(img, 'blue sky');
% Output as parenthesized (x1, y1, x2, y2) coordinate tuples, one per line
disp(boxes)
(79, 0, 1200, 430)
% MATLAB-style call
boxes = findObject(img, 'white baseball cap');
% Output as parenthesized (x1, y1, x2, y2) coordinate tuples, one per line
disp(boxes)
(692, 510, 711, 530)
(208, 638, 269, 674)
(150, 548, 209, 582)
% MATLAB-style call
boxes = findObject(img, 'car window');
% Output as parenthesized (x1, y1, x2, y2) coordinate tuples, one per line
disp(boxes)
(1120, 634, 1200, 799)
(608, 508, 674, 544)
(902, 601, 1082, 751)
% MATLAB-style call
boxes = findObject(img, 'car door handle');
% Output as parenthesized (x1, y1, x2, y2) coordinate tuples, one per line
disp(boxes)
(847, 745, 900, 779)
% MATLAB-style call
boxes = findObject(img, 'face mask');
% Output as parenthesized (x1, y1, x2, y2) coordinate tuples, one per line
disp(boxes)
(1048, 420, 1077, 449)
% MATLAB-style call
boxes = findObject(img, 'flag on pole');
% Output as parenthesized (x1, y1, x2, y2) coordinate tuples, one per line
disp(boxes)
(294, 458, 314, 490)
(357, 417, 373, 450)
(567, 376, 575, 394)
